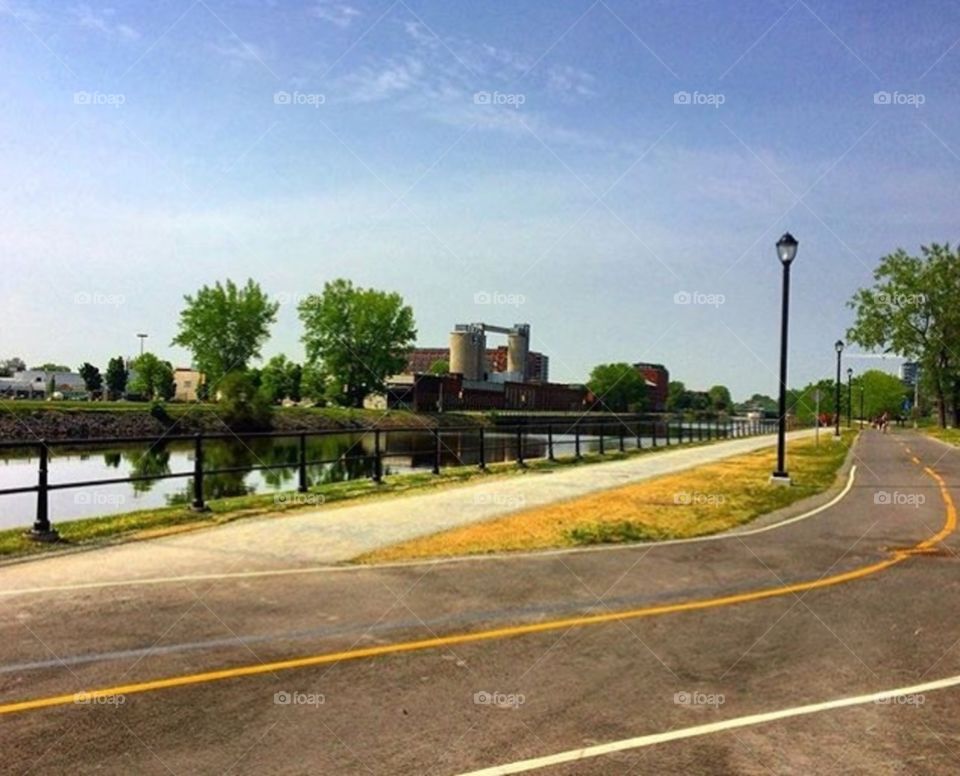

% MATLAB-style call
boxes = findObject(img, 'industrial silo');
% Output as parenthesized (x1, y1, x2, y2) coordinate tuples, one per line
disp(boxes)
(507, 324, 530, 381)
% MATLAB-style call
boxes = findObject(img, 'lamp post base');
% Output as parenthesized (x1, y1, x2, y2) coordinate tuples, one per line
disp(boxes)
(770, 472, 792, 486)
(25, 528, 60, 543)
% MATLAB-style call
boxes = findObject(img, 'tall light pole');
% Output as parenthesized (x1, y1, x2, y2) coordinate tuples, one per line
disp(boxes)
(859, 383, 865, 427)
(846, 367, 853, 428)
(137, 333, 148, 357)
(771, 232, 798, 485)
(834, 340, 844, 439)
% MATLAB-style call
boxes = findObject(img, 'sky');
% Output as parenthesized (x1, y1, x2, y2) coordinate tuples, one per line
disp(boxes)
(2, 0, 958, 400)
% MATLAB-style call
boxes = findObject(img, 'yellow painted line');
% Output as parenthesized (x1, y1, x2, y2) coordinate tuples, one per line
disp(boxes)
(912, 456, 922, 465)
(1, 466, 954, 718)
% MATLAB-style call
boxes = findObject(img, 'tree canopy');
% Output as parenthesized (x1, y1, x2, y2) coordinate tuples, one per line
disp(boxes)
(298, 279, 417, 407)
(129, 353, 175, 401)
(587, 363, 648, 412)
(105, 356, 128, 400)
(172, 278, 279, 388)
(847, 243, 960, 426)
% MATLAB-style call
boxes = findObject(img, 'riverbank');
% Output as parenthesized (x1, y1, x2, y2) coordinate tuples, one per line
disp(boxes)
(0, 402, 483, 441)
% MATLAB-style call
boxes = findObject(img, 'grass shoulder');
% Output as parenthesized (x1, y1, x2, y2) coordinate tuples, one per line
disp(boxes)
(357, 430, 856, 563)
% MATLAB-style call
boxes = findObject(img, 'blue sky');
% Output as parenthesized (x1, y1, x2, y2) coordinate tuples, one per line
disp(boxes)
(2, 0, 958, 398)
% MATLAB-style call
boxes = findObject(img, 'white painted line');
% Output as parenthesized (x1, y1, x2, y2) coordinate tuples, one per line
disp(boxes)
(456, 672, 960, 775)
(0, 466, 858, 597)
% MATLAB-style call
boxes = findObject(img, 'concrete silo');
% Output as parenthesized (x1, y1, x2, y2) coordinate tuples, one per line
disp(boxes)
(506, 324, 530, 381)
(449, 325, 485, 380)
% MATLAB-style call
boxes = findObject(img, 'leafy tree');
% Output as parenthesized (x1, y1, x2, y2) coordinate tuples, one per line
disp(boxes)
(707, 385, 733, 413)
(428, 359, 450, 376)
(666, 380, 689, 412)
(857, 370, 911, 420)
(847, 244, 960, 427)
(298, 279, 417, 408)
(587, 363, 648, 412)
(260, 355, 303, 404)
(300, 364, 326, 404)
(217, 370, 270, 429)
(33, 363, 71, 372)
(739, 393, 777, 414)
(129, 353, 175, 401)
(172, 278, 279, 388)
(105, 356, 128, 400)
(0, 357, 25, 376)
(78, 363, 103, 394)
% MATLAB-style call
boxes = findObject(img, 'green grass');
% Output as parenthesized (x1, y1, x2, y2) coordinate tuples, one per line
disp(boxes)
(922, 426, 960, 447)
(0, 434, 734, 561)
(359, 430, 856, 562)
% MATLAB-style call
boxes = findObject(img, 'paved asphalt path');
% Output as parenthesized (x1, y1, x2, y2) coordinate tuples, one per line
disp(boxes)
(1, 429, 959, 775)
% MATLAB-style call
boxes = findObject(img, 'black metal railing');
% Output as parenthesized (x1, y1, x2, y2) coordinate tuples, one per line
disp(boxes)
(0, 416, 779, 537)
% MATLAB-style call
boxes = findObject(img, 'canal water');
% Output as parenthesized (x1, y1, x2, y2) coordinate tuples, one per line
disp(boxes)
(0, 428, 669, 530)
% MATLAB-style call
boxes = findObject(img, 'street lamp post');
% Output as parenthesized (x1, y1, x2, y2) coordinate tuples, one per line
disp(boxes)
(137, 333, 148, 357)
(834, 340, 844, 439)
(771, 232, 798, 485)
(846, 367, 853, 428)
(859, 384, 865, 427)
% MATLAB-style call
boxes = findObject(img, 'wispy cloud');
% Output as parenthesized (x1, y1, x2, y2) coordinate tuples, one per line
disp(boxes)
(309, 0, 362, 29)
(209, 37, 269, 65)
(73, 4, 140, 41)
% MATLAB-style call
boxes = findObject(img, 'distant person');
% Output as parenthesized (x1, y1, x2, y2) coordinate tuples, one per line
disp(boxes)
(880, 411, 890, 433)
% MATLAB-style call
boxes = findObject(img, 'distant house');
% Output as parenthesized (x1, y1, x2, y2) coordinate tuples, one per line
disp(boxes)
(173, 368, 204, 402)
(0, 370, 86, 399)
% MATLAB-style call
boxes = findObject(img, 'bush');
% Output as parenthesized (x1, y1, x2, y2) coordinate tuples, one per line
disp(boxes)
(217, 371, 271, 430)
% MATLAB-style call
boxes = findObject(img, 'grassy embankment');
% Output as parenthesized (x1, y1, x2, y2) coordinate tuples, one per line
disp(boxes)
(359, 430, 856, 563)
(0, 430, 747, 560)
(922, 426, 960, 447)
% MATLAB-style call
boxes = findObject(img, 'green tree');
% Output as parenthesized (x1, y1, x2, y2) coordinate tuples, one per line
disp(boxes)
(587, 363, 648, 412)
(298, 279, 417, 408)
(260, 355, 303, 404)
(129, 353, 175, 401)
(707, 385, 733, 413)
(78, 363, 103, 394)
(428, 359, 450, 376)
(300, 364, 326, 404)
(105, 356, 128, 400)
(847, 244, 960, 427)
(0, 357, 25, 376)
(172, 278, 279, 388)
(33, 363, 70, 372)
(217, 370, 270, 429)
(666, 380, 689, 412)
(858, 370, 911, 420)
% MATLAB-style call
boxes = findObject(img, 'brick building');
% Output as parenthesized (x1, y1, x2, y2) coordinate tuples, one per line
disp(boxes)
(633, 362, 669, 412)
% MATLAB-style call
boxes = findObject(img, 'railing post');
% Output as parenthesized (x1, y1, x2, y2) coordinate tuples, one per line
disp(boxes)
(618, 424, 625, 453)
(547, 424, 555, 461)
(478, 427, 486, 470)
(651, 421, 658, 448)
(432, 427, 441, 475)
(575, 423, 581, 459)
(27, 441, 58, 541)
(635, 421, 642, 450)
(599, 422, 605, 455)
(298, 433, 309, 492)
(372, 429, 383, 484)
(698, 420, 703, 441)
(516, 425, 525, 467)
(191, 432, 208, 512)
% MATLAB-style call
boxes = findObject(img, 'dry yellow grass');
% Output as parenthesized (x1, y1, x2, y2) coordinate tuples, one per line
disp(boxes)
(358, 431, 854, 563)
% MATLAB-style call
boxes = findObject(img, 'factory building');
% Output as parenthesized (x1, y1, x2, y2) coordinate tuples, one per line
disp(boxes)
(391, 323, 578, 411)
(633, 362, 669, 412)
